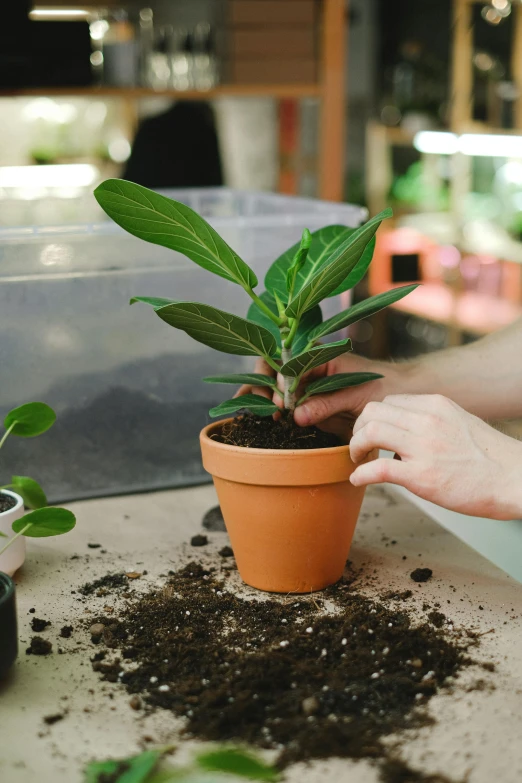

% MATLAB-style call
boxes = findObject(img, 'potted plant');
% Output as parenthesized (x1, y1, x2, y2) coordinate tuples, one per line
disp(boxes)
(0, 402, 76, 679)
(94, 180, 417, 593)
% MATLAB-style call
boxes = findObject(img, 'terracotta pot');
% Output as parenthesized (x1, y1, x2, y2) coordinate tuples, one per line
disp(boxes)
(200, 419, 368, 593)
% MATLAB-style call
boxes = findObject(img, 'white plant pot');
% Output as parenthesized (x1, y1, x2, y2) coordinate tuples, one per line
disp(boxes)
(0, 491, 25, 577)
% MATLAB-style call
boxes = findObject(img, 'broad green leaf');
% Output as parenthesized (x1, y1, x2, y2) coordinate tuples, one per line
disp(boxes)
(4, 402, 56, 438)
(94, 180, 257, 289)
(247, 291, 281, 346)
(266, 225, 357, 302)
(285, 209, 392, 318)
(12, 507, 76, 538)
(209, 395, 279, 418)
(10, 476, 47, 510)
(280, 339, 352, 379)
(156, 303, 277, 358)
(309, 284, 419, 342)
(286, 228, 312, 295)
(327, 235, 376, 297)
(84, 750, 162, 783)
(204, 374, 278, 389)
(246, 292, 322, 354)
(196, 748, 279, 781)
(299, 372, 384, 403)
(130, 296, 176, 309)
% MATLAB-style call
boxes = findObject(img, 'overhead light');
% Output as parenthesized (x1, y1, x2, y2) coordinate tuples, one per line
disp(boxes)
(414, 131, 522, 158)
(29, 9, 91, 21)
(413, 131, 459, 155)
(0, 164, 98, 189)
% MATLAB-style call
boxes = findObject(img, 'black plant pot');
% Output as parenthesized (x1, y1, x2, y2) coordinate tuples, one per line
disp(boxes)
(0, 572, 17, 678)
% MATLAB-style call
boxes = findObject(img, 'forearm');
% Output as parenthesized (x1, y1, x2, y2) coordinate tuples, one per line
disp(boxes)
(399, 318, 522, 420)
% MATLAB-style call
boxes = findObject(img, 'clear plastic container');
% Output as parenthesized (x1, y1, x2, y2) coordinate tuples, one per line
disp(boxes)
(0, 188, 366, 502)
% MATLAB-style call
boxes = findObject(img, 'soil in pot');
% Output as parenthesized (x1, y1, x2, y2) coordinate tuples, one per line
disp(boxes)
(0, 493, 16, 514)
(87, 561, 481, 781)
(212, 412, 342, 450)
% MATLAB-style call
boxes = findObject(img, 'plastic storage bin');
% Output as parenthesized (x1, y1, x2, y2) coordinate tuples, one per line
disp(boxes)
(0, 188, 366, 502)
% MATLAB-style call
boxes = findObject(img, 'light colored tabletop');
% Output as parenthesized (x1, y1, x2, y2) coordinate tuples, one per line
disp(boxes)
(1, 483, 521, 783)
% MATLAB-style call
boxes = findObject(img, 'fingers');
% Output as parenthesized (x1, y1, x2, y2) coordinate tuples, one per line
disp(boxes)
(350, 457, 411, 488)
(294, 389, 357, 427)
(353, 401, 423, 436)
(382, 393, 456, 414)
(350, 421, 414, 464)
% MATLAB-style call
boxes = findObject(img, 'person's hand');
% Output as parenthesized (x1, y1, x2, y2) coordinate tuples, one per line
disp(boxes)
(349, 393, 522, 520)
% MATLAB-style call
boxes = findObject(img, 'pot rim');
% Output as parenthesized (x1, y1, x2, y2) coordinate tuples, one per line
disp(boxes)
(0, 489, 23, 516)
(0, 571, 15, 606)
(200, 418, 351, 457)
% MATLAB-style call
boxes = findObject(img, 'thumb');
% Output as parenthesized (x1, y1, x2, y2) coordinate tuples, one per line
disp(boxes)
(294, 391, 353, 427)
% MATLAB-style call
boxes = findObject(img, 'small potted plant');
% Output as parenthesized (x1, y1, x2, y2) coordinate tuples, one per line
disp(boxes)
(95, 180, 416, 593)
(0, 402, 76, 679)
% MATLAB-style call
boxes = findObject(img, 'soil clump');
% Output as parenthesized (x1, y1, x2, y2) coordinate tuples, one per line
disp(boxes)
(0, 493, 16, 514)
(88, 562, 479, 781)
(26, 636, 52, 655)
(410, 568, 433, 583)
(212, 412, 342, 450)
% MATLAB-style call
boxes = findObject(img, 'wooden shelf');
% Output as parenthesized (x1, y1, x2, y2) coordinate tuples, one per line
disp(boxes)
(0, 84, 323, 100)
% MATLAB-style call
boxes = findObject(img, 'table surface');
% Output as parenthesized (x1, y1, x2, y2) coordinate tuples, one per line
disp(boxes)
(1, 484, 521, 783)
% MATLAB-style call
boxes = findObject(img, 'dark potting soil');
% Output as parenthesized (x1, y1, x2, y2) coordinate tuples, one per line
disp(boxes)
(60, 625, 73, 639)
(31, 617, 51, 632)
(0, 492, 16, 514)
(219, 546, 234, 558)
(190, 534, 208, 547)
(411, 568, 433, 583)
(26, 636, 52, 656)
(202, 505, 226, 532)
(212, 412, 342, 450)
(79, 573, 130, 597)
(88, 562, 477, 780)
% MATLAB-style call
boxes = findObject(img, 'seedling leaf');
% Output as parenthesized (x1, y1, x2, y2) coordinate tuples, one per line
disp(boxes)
(94, 180, 258, 289)
(10, 476, 47, 509)
(156, 303, 278, 358)
(280, 339, 352, 379)
(130, 296, 176, 309)
(309, 284, 419, 342)
(4, 402, 56, 438)
(204, 374, 278, 389)
(299, 372, 384, 403)
(209, 395, 279, 418)
(285, 209, 392, 318)
(12, 507, 76, 537)
(246, 293, 322, 354)
(84, 749, 162, 783)
(196, 748, 279, 781)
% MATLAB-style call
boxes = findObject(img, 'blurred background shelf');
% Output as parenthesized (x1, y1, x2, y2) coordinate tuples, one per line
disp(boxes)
(0, 84, 324, 99)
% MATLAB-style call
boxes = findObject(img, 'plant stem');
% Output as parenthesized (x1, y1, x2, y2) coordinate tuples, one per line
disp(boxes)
(246, 289, 284, 327)
(264, 355, 282, 374)
(0, 422, 16, 451)
(283, 318, 299, 350)
(281, 346, 295, 410)
(0, 522, 32, 558)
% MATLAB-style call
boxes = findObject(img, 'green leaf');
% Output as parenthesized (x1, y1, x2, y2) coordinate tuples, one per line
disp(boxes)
(204, 374, 278, 389)
(286, 228, 312, 295)
(94, 180, 257, 289)
(280, 339, 352, 379)
(10, 476, 47, 510)
(4, 402, 56, 438)
(285, 209, 392, 318)
(12, 507, 76, 538)
(247, 291, 281, 347)
(246, 292, 322, 355)
(266, 225, 357, 302)
(156, 302, 277, 358)
(84, 750, 162, 783)
(130, 296, 176, 309)
(309, 284, 419, 342)
(209, 395, 279, 418)
(196, 748, 279, 781)
(327, 235, 376, 297)
(299, 372, 384, 403)
(0, 531, 7, 538)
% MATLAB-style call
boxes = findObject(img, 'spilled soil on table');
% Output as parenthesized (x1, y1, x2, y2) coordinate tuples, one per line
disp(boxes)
(87, 560, 482, 781)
